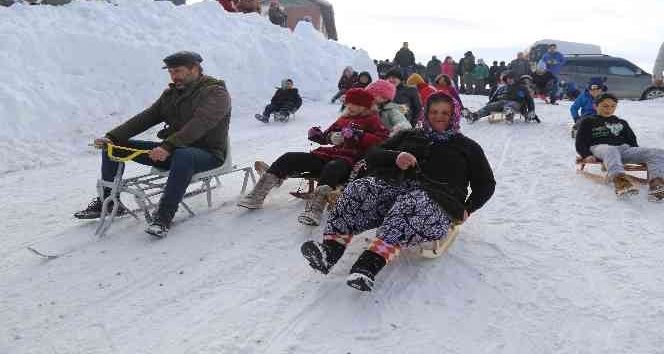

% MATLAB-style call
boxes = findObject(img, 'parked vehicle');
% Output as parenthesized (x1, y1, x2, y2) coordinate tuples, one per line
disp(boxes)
(559, 55, 664, 100)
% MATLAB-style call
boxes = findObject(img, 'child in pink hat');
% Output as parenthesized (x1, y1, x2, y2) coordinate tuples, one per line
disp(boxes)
(365, 80, 412, 135)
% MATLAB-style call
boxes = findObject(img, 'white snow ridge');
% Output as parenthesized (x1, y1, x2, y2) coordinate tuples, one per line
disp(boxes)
(2, 1, 664, 354)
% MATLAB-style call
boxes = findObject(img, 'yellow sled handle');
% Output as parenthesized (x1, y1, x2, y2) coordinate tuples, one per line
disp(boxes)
(105, 143, 151, 162)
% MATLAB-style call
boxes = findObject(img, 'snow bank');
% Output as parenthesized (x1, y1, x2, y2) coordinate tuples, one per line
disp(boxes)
(0, 0, 375, 174)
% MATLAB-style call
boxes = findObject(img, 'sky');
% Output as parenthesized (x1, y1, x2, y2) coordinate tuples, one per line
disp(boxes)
(189, 0, 663, 72)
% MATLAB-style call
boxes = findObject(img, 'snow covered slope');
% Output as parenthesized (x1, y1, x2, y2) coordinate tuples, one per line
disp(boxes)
(0, 0, 374, 174)
(2, 95, 664, 354)
(2, 1, 664, 354)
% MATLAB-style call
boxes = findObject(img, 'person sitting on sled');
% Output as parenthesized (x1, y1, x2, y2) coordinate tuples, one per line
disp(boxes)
(255, 78, 302, 123)
(238, 88, 389, 226)
(364, 79, 412, 135)
(300, 92, 496, 292)
(74, 51, 231, 238)
(463, 70, 538, 123)
(575, 93, 664, 200)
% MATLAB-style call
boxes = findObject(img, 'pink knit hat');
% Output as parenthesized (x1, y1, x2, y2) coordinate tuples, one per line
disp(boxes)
(365, 79, 396, 101)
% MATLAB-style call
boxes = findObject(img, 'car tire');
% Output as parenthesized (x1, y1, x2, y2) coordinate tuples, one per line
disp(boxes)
(640, 86, 664, 100)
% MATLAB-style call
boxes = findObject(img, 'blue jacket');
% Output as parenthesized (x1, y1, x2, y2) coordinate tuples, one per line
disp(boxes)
(570, 90, 595, 121)
(539, 51, 566, 76)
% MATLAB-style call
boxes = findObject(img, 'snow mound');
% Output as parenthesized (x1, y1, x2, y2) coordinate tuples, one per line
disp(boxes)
(0, 0, 375, 174)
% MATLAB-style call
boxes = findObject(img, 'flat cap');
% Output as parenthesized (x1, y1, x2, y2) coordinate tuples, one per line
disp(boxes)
(162, 51, 203, 69)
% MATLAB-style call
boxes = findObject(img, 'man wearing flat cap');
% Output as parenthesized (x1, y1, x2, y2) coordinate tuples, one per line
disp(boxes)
(74, 51, 232, 238)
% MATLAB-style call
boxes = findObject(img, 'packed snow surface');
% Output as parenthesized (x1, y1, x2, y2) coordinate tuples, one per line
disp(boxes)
(2, 1, 664, 354)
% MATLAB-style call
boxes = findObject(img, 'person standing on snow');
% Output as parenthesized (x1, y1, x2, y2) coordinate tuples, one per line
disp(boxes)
(459, 51, 476, 94)
(538, 44, 566, 104)
(570, 77, 607, 136)
(268, 0, 287, 27)
(300, 92, 496, 292)
(470, 59, 490, 95)
(385, 68, 422, 126)
(255, 79, 302, 123)
(440, 56, 458, 88)
(508, 52, 531, 79)
(238, 88, 389, 226)
(653, 42, 664, 86)
(74, 51, 231, 238)
(576, 93, 664, 201)
(393, 42, 417, 80)
(426, 56, 442, 83)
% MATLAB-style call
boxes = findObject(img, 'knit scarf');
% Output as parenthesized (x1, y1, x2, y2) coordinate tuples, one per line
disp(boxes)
(422, 120, 457, 143)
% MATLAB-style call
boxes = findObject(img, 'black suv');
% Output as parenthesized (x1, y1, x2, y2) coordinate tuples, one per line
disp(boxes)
(559, 55, 664, 100)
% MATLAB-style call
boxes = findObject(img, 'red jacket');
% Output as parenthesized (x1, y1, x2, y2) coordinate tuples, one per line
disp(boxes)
(441, 62, 456, 78)
(218, 0, 237, 12)
(311, 112, 388, 165)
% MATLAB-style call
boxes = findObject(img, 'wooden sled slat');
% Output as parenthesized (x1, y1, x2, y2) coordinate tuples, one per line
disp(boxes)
(420, 224, 460, 259)
(576, 159, 649, 185)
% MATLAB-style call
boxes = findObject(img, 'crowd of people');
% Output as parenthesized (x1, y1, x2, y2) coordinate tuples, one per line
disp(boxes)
(73, 42, 664, 293)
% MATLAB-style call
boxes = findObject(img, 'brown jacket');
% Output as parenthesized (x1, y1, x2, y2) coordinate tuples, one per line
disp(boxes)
(107, 75, 231, 162)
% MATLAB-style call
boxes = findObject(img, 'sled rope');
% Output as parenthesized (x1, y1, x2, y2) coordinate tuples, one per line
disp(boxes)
(104, 143, 151, 162)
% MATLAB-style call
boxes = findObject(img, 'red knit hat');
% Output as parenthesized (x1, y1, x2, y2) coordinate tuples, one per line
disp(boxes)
(344, 88, 375, 109)
(365, 80, 396, 101)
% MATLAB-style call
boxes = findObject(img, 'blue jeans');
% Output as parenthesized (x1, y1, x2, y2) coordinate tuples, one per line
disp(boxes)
(101, 140, 222, 213)
(549, 76, 560, 103)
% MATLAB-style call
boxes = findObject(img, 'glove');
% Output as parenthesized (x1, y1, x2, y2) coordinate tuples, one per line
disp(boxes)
(308, 126, 323, 143)
(329, 131, 344, 146)
(341, 126, 363, 140)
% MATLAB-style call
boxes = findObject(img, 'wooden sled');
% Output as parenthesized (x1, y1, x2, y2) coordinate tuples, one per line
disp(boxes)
(575, 158, 649, 185)
(488, 112, 505, 123)
(419, 224, 461, 259)
(254, 160, 341, 205)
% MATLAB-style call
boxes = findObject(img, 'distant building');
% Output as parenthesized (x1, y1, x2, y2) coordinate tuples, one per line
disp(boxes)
(260, 0, 337, 40)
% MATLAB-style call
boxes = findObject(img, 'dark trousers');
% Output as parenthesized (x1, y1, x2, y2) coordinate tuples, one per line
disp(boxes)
(101, 139, 222, 213)
(263, 103, 296, 117)
(266, 152, 352, 188)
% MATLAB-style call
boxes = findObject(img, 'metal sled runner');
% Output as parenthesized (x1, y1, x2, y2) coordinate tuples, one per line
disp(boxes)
(94, 143, 256, 237)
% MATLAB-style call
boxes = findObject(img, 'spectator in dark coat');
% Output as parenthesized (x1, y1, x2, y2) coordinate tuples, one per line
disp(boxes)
(255, 79, 303, 123)
(488, 61, 500, 90)
(393, 42, 417, 79)
(268, 0, 287, 27)
(459, 51, 476, 94)
(426, 56, 442, 83)
(331, 66, 358, 103)
(508, 52, 532, 78)
(386, 68, 422, 126)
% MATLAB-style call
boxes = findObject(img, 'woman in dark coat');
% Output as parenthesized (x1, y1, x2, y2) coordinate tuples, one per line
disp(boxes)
(301, 92, 496, 292)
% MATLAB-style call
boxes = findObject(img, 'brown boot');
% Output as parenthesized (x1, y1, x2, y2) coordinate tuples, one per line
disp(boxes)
(613, 174, 639, 197)
(648, 177, 664, 202)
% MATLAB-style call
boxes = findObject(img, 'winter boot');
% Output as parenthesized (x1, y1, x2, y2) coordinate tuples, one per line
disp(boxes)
(254, 114, 269, 123)
(613, 174, 639, 198)
(503, 106, 515, 123)
(145, 206, 175, 238)
(300, 239, 347, 274)
(648, 177, 664, 202)
(237, 172, 282, 209)
(346, 250, 387, 292)
(298, 185, 332, 226)
(74, 193, 127, 220)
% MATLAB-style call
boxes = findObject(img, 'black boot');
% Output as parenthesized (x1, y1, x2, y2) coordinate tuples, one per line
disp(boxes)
(300, 239, 346, 274)
(145, 206, 175, 238)
(346, 250, 386, 292)
(74, 191, 127, 220)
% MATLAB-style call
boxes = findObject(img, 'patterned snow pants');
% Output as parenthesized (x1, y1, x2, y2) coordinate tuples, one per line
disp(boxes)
(324, 177, 452, 249)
